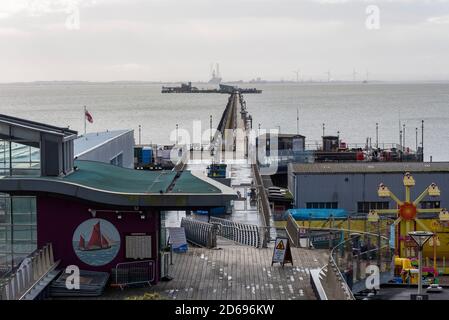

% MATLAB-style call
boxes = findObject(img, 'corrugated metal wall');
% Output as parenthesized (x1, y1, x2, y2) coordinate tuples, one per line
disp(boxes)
(292, 172, 449, 212)
(76, 131, 134, 168)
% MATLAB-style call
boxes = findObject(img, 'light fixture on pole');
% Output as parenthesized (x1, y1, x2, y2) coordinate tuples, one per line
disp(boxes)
(138, 125, 142, 145)
(408, 230, 434, 300)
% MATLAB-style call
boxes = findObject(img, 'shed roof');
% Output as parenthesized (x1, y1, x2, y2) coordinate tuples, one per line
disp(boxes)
(288, 162, 449, 174)
(0, 114, 77, 139)
(74, 130, 132, 157)
(0, 160, 233, 207)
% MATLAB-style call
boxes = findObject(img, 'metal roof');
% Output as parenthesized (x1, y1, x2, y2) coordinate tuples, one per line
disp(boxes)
(288, 162, 449, 174)
(74, 130, 132, 157)
(0, 114, 77, 139)
(258, 133, 306, 139)
(0, 160, 236, 206)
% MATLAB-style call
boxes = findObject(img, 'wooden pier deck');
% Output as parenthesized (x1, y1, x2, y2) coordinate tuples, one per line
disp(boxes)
(99, 239, 328, 300)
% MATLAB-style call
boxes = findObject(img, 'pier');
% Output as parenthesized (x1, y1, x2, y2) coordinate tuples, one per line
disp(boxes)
(161, 82, 262, 94)
(100, 242, 329, 300)
(152, 91, 334, 301)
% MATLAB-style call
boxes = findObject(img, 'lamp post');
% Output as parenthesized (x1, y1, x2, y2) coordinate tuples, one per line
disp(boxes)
(138, 125, 142, 145)
(210, 115, 213, 144)
(408, 231, 434, 300)
(376, 122, 379, 149)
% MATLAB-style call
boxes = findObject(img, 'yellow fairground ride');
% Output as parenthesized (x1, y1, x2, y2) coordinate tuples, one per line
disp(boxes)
(370, 172, 449, 275)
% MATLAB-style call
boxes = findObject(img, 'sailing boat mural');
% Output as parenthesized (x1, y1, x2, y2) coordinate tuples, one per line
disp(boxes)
(73, 219, 120, 266)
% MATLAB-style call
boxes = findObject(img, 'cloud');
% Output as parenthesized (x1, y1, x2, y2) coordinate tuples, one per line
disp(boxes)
(0, 0, 97, 19)
(107, 63, 147, 72)
(427, 15, 449, 24)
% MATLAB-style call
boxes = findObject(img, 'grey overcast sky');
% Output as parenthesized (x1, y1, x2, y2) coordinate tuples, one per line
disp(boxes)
(0, 0, 448, 82)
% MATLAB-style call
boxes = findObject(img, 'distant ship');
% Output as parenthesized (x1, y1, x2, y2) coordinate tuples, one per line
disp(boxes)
(79, 221, 113, 251)
(208, 63, 222, 84)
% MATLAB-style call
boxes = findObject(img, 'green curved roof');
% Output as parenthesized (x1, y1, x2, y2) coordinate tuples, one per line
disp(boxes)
(170, 171, 220, 193)
(55, 160, 220, 194)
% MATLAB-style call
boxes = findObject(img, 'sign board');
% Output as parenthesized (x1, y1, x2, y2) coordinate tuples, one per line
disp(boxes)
(126, 234, 152, 259)
(167, 227, 188, 253)
(272, 237, 293, 267)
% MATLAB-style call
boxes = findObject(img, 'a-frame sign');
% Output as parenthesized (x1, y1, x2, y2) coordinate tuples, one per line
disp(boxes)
(272, 237, 293, 267)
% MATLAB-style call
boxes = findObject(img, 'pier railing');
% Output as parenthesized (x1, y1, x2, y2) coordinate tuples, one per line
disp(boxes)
(252, 163, 271, 247)
(331, 232, 394, 295)
(286, 213, 395, 299)
(181, 218, 218, 249)
(210, 217, 262, 248)
(0, 243, 58, 300)
(299, 221, 394, 299)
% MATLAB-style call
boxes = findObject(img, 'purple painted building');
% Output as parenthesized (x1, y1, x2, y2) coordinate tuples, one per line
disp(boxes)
(0, 114, 236, 284)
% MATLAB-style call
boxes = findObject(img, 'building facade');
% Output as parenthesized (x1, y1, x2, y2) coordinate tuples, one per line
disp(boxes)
(0, 114, 236, 282)
(288, 162, 449, 214)
(74, 130, 134, 168)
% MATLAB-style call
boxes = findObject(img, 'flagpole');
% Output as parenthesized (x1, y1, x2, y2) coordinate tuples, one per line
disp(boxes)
(84, 105, 87, 136)
(296, 107, 299, 134)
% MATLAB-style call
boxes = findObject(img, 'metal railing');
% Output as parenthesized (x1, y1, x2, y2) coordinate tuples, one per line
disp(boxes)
(181, 217, 218, 248)
(113, 260, 155, 290)
(331, 232, 394, 295)
(309, 229, 394, 299)
(0, 243, 58, 300)
(210, 217, 262, 248)
(286, 213, 303, 247)
(286, 214, 395, 299)
(252, 163, 271, 247)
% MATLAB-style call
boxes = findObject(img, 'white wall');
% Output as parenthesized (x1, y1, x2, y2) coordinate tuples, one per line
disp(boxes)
(76, 131, 135, 168)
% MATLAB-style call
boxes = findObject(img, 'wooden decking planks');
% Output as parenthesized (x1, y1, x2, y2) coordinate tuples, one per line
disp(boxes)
(153, 244, 328, 300)
(96, 242, 328, 300)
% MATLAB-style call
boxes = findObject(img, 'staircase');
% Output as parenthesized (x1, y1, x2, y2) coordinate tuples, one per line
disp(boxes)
(0, 243, 60, 300)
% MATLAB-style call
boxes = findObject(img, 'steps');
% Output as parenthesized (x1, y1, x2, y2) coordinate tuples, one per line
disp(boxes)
(21, 270, 60, 300)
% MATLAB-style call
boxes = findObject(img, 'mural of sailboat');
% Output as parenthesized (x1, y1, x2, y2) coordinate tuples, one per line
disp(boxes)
(79, 221, 113, 251)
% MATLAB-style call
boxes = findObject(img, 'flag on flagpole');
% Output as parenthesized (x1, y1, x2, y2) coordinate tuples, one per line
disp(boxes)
(85, 109, 94, 123)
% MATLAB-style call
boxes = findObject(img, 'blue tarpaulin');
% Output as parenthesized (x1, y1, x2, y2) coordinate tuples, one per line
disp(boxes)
(286, 208, 349, 220)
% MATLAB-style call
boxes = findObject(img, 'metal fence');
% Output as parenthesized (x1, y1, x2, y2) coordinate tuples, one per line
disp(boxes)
(0, 243, 58, 300)
(312, 261, 355, 300)
(113, 260, 155, 290)
(308, 228, 394, 300)
(210, 217, 262, 248)
(181, 217, 218, 248)
(252, 163, 271, 247)
(331, 232, 394, 295)
(286, 213, 395, 299)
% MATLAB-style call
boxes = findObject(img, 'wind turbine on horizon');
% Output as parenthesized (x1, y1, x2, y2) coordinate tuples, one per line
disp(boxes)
(325, 70, 331, 82)
(293, 69, 301, 82)
(352, 68, 358, 82)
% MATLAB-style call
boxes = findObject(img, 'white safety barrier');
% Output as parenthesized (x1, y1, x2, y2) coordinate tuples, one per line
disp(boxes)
(0, 243, 57, 300)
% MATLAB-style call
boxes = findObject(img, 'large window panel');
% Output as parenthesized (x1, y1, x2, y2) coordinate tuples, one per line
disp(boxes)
(0, 139, 40, 176)
(0, 194, 37, 272)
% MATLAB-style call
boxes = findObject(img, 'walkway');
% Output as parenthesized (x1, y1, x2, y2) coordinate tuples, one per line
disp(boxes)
(100, 242, 328, 300)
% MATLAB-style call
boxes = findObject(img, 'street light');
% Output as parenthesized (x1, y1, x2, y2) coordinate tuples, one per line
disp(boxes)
(408, 230, 434, 300)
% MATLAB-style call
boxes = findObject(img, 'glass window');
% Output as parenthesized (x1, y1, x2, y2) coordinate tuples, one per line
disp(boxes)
(357, 201, 389, 213)
(306, 202, 338, 209)
(110, 153, 124, 167)
(420, 201, 440, 209)
(0, 139, 40, 177)
(0, 194, 37, 272)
